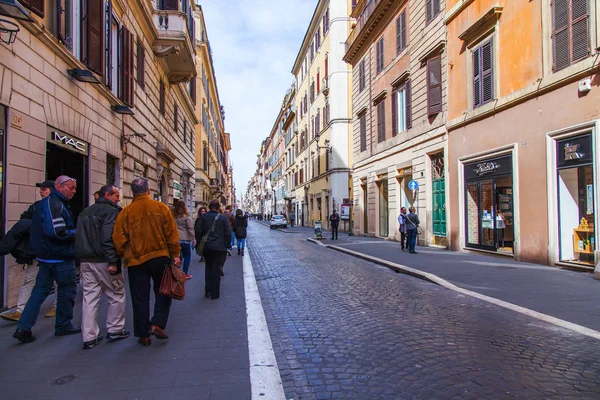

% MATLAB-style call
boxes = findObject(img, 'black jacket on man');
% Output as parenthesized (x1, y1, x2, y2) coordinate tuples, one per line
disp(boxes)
(0, 218, 34, 265)
(195, 210, 232, 252)
(75, 197, 121, 265)
(233, 215, 248, 239)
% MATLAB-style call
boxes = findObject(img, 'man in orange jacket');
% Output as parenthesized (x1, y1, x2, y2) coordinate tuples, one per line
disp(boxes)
(113, 177, 181, 347)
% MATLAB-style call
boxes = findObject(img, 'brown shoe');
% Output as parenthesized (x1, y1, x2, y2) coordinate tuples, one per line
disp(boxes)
(45, 308, 56, 318)
(149, 325, 168, 340)
(138, 337, 151, 346)
(0, 311, 21, 322)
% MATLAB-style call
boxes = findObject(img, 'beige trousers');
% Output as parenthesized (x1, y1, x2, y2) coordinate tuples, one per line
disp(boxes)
(80, 261, 126, 342)
(17, 263, 57, 313)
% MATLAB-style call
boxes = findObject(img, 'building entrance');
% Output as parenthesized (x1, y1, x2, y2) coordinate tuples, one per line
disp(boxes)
(46, 142, 89, 223)
(0, 105, 6, 307)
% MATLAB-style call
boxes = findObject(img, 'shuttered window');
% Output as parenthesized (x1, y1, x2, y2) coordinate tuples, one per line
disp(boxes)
(376, 37, 384, 74)
(377, 101, 385, 143)
(396, 10, 407, 55)
(427, 56, 442, 115)
(359, 59, 366, 92)
(159, 80, 165, 115)
(20, 0, 44, 17)
(82, 0, 104, 75)
(174, 103, 178, 132)
(190, 77, 196, 105)
(120, 27, 134, 106)
(473, 40, 494, 108)
(57, 0, 73, 51)
(426, 0, 441, 24)
(104, 0, 112, 87)
(159, 0, 179, 11)
(136, 41, 145, 89)
(392, 80, 411, 136)
(183, 120, 187, 144)
(359, 113, 367, 152)
(552, 0, 589, 71)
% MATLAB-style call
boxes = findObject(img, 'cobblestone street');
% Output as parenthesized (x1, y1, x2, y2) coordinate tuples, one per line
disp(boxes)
(248, 222, 600, 399)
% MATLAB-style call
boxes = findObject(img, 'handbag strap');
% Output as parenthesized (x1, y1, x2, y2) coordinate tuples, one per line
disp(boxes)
(406, 214, 418, 228)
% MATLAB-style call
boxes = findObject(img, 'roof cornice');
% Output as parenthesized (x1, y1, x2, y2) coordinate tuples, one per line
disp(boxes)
(291, 0, 329, 75)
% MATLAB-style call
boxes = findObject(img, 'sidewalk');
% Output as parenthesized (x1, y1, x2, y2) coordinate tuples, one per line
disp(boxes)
(0, 252, 251, 400)
(263, 221, 600, 335)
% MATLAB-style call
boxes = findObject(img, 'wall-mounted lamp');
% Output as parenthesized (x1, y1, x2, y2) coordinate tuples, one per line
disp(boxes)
(0, 0, 32, 21)
(112, 105, 134, 115)
(120, 132, 146, 149)
(67, 68, 101, 84)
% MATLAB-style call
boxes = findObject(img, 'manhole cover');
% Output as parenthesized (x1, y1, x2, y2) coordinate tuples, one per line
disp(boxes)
(49, 375, 77, 386)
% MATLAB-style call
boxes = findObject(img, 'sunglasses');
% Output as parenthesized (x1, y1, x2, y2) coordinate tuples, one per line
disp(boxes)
(56, 177, 77, 185)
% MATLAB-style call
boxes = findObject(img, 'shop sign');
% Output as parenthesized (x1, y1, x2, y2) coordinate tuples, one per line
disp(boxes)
(47, 129, 88, 155)
(473, 161, 499, 176)
(557, 134, 592, 169)
(399, 167, 412, 176)
(173, 181, 182, 199)
(464, 155, 512, 181)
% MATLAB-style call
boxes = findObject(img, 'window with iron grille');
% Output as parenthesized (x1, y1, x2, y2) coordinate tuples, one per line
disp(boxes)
(359, 58, 366, 92)
(427, 56, 442, 115)
(473, 40, 494, 108)
(376, 38, 384, 74)
(106, 154, 117, 185)
(552, 0, 590, 71)
(359, 113, 367, 152)
(377, 101, 386, 142)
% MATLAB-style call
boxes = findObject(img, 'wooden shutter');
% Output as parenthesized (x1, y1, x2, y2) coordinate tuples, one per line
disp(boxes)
(165, 0, 179, 10)
(481, 41, 494, 104)
(184, 120, 187, 144)
(426, 0, 432, 23)
(360, 114, 367, 152)
(317, 71, 320, 92)
(21, 0, 44, 17)
(391, 89, 398, 136)
(85, 0, 104, 75)
(377, 101, 385, 142)
(121, 27, 134, 106)
(396, 16, 401, 55)
(324, 56, 328, 79)
(571, 0, 589, 62)
(137, 41, 146, 89)
(190, 77, 196, 105)
(552, 0, 570, 70)
(174, 103, 178, 131)
(359, 59, 365, 91)
(159, 80, 165, 115)
(473, 47, 481, 107)
(427, 56, 442, 115)
(405, 79, 412, 129)
(401, 11, 407, 51)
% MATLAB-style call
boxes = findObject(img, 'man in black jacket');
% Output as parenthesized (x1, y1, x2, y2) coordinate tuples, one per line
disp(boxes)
(0, 180, 57, 322)
(75, 185, 129, 349)
(195, 200, 231, 300)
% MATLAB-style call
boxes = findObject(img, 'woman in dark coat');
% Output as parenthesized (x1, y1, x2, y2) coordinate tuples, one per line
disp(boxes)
(233, 209, 248, 256)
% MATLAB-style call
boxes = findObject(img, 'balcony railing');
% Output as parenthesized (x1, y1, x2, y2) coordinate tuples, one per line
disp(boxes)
(345, 0, 382, 54)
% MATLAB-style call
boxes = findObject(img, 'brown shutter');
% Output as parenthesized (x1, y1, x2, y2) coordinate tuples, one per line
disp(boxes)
(360, 114, 366, 152)
(481, 41, 494, 104)
(571, 0, 589, 62)
(405, 79, 412, 129)
(165, 0, 179, 11)
(121, 27, 134, 106)
(21, 0, 44, 17)
(401, 11, 407, 51)
(159, 80, 165, 115)
(396, 16, 401, 55)
(190, 77, 197, 105)
(426, 0, 432, 23)
(427, 56, 442, 115)
(391, 89, 398, 136)
(137, 41, 146, 89)
(174, 103, 178, 132)
(473, 47, 481, 107)
(552, 0, 570, 70)
(377, 101, 385, 142)
(85, 0, 104, 75)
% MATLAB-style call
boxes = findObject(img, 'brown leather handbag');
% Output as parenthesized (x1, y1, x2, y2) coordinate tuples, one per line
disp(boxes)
(159, 263, 186, 300)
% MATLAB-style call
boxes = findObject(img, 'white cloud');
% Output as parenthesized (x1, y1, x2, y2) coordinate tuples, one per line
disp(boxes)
(198, 0, 316, 203)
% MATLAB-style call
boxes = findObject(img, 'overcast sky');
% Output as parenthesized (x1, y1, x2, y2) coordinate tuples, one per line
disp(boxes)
(199, 0, 317, 204)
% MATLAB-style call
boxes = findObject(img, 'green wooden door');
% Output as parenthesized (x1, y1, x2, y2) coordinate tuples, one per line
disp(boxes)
(432, 178, 446, 236)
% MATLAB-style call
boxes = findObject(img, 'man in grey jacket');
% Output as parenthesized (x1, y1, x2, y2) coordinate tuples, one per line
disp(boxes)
(75, 185, 129, 349)
(194, 200, 232, 300)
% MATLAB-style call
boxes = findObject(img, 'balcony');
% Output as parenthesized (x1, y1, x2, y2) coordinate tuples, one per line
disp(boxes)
(151, 1, 195, 83)
(210, 178, 220, 189)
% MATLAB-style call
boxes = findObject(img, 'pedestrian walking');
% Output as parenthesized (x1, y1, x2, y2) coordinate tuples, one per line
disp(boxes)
(398, 207, 408, 251)
(196, 206, 207, 263)
(289, 211, 295, 227)
(76, 185, 129, 350)
(329, 208, 340, 240)
(224, 205, 235, 256)
(14, 176, 80, 343)
(0, 181, 58, 322)
(194, 200, 231, 300)
(112, 178, 181, 347)
(233, 209, 248, 256)
(405, 206, 420, 254)
(173, 200, 195, 280)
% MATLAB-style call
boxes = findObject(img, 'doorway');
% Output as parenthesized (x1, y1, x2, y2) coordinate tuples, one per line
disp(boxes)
(362, 182, 368, 235)
(0, 105, 6, 307)
(46, 142, 88, 223)
(378, 179, 389, 237)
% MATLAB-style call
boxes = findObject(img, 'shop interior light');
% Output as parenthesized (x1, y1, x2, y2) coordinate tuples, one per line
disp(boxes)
(0, 0, 32, 21)
(112, 105, 134, 115)
(67, 68, 101, 84)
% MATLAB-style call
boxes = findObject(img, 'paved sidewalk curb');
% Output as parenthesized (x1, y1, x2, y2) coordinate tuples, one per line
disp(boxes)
(307, 238, 600, 341)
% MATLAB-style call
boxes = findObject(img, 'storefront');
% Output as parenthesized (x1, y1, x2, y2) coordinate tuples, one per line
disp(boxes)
(464, 154, 514, 253)
(552, 132, 596, 268)
(0, 105, 6, 308)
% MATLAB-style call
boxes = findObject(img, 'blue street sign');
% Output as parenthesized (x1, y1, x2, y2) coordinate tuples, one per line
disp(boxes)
(408, 180, 419, 191)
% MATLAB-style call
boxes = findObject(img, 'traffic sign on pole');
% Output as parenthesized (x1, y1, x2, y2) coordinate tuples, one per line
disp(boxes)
(408, 180, 419, 191)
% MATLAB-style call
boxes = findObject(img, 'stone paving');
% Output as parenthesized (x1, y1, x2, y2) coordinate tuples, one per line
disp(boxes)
(249, 221, 600, 399)
(0, 253, 250, 400)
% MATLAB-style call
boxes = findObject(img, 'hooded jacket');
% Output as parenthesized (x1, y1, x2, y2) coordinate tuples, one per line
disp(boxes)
(194, 210, 232, 252)
(30, 190, 76, 261)
(233, 215, 248, 239)
(75, 197, 122, 265)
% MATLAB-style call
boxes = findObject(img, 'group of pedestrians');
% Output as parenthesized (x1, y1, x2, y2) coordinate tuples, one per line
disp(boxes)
(0, 175, 252, 349)
(398, 206, 420, 253)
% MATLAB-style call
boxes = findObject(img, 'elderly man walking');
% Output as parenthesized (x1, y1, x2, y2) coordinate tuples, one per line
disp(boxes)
(14, 176, 80, 343)
(76, 185, 129, 350)
(113, 178, 181, 347)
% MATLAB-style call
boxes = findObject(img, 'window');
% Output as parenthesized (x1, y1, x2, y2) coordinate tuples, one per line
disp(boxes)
(183, 120, 187, 144)
(553, 0, 590, 71)
(310, 42, 315, 61)
(323, 8, 329, 34)
(57, 0, 74, 52)
(473, 40, 494, 108)
(159, 80, 165, 115)
(359, 59, 366, 92)
(376, 38, 384, 74)
(203, 144, 208, 171)
(392, 80, 411, 135)
(427, 56, 442, 115)
(190, 77, 196, 105)
(317, 70, 320, 93)
(396, 10, 407, 55)
(106, 154, 117, 185)
(81, 0, 104, 74)
(324, 102, 330, 126)
(136, 41, 145, 89)
(174, 103, 178, 132)
(316, 108, 321, 135)
(377, 101, 386, 143)
(20, 0, 44, 17)
(359, 113, 367, 152)
(310, 82, 315, 103)
(158, 0, 179, 11)
(426, 0, 441, 24)
(103, 0, 112, 86)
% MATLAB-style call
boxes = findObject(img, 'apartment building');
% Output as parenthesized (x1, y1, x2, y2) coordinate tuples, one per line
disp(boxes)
(344, 0, 448, 245)
(291, 0, 353, 229)
(0, 0, 202, 307)
(446, 0, 599, 270)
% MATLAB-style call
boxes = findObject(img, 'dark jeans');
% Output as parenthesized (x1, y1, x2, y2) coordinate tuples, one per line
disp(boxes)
(127, 257, 172, 338)
(400, 232, 408, 249)
(180, 241, 192, 274)
(331, 225, 338, 239)
(204, 249, 227, 298)
(407, 229, 418, 252)
(18, 260, 77, 333)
